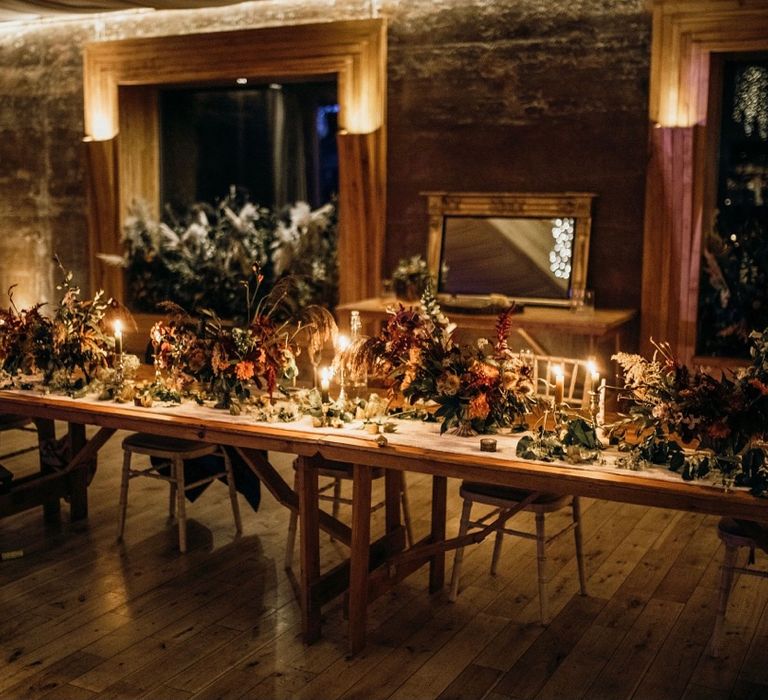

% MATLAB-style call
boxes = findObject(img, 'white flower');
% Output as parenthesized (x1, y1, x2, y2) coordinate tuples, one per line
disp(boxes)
(158, 223, 180, 250)
(290, 201, 311, 228)
(181, 223, 208, 245)
(239, 203, 258, 222)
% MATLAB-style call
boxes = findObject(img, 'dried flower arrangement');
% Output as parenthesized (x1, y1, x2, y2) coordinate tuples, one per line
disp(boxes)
(146, 267, 336, 413)
(0, 259, 118, 394)
(349, 287, 537, 435)
(390, 254, 434, 301)
(611, 332, 768, 495)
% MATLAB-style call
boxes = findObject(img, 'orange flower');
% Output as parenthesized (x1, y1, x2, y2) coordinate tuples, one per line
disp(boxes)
(468, 393, 491, 420)
(707, 420, 731, 440)
(235, 360, 255, 381)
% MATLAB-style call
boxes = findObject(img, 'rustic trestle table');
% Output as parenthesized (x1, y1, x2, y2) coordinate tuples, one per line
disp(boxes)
(1, 387, 766, 654)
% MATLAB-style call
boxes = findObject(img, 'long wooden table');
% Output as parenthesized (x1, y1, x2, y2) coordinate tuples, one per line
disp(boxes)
(1, 388, 766, 654)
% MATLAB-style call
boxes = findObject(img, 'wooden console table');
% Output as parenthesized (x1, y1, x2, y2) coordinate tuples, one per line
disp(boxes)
(337, 297, 637, 356)
(1, 388, 764, 656)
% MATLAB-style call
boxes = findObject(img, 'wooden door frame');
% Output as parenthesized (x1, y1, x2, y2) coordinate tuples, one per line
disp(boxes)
(641, 0, 768, 365)
(82, 19, 386, 308)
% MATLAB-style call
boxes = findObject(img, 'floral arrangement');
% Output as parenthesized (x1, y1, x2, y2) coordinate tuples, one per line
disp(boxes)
(611, 332, 768, 495)
(351, 288, 537, 434)
(105, 190, 337, 321)
(148, 268, 336, 412)
(0, 261, 117, 393)
(391, 254, 433, 301)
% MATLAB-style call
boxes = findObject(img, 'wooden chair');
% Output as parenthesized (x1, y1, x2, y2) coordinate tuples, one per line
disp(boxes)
(284, 456, 413, 569)
(117, 433, 242, 553)
(530, 354, 593, 409)
(711, 517, 768, 657)
(448, 353, 590, 624)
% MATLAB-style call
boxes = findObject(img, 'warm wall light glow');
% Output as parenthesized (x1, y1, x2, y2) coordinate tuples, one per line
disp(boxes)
(89, 110, 115, 141)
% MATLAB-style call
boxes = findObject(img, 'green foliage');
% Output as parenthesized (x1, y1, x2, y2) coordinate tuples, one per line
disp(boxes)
(698, 207, 768, 357)
(516, 417, 602, 463)
(119, 193, 337, 321)
(612, 332, 768, 495)
(391, 255, 433, 301)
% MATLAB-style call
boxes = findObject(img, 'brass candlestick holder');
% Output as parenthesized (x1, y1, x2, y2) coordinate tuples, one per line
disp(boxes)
(589, 389, 600, 428)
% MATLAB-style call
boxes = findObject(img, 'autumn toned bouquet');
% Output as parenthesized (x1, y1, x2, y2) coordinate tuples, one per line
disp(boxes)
(429, 307, 537, 435)
(152, 267, 336, 412)
(0, 288, 52, 378)
(351, 288, 536, 434)
(1, 261, 117, 393)
(612, 334, 768, 494)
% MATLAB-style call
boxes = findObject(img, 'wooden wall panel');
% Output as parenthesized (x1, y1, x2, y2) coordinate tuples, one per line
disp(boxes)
(83, 137, 119, 299)
(337, 129, 385, 304)
(641, 127, 697, 358)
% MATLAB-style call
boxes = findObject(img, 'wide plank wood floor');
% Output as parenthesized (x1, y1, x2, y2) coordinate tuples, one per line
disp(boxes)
(1, 424, 767, 700)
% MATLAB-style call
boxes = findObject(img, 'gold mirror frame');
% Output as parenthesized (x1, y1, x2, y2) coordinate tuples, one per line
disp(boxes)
(424, 191, 595, 308)
(82, 19, 386, 316)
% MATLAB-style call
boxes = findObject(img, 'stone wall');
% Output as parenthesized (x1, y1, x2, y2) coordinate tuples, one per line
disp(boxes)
(0, 0, 649, 313)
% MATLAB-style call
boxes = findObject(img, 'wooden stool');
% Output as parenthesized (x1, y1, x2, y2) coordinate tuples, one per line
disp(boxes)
(117, 433, 242, 553)
(284, 457, 414, 569)
(711, 517, 768, 657)
(449, 483, 587, 624)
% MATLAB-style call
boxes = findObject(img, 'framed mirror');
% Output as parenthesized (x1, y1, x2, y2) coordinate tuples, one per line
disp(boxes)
(424, 191, 595, 309)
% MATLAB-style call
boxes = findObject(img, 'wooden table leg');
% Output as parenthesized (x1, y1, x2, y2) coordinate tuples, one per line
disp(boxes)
(67, 423, 88, 521)
(34, 418, 60, 523)
(297, 455, 322, 644)
(349, 463, 372, 654)
(384, 470, 403, 534)
(429, 475, 447, 593)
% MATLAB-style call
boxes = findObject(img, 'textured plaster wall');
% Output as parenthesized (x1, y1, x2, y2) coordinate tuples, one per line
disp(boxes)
(0, 0, 650, 312)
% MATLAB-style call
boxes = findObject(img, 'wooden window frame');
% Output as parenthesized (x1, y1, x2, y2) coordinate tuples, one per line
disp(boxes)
(642, 0, 768, 366)
(82, 19, 386, 325)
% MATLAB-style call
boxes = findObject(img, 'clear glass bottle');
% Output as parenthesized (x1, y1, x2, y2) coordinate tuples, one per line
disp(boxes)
(348, 310, 368, 400)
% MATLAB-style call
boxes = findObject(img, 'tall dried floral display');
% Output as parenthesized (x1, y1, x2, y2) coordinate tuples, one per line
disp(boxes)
(0, 261, 115, 392)
(150, 268, 336, 412)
